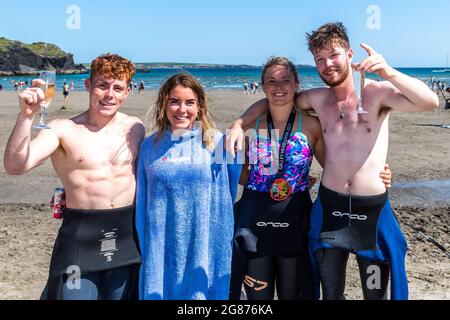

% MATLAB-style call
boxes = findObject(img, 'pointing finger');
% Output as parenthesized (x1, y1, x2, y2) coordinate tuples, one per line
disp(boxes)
(360, 43, 376, 56)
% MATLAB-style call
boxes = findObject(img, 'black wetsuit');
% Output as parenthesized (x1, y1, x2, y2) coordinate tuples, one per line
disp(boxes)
(232, 190, 315, 300)
(40, 206, 141, 300)
(309, 185, 408, 300)
(230, 110, 316, 300)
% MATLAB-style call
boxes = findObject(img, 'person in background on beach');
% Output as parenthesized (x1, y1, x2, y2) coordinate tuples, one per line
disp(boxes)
(227, 22, 439, 300)
(139, 81, 145, 93)
(229, 57, 393, 301)
(128, 80, 134, 93)
(0, 84, 3, 91)
(253, 81, 259, 94)
(62, 82, 70, 106)
(244, 79, 250, 95)
(135, 74, 241, 300)
(70, 82, 75, 90)
(3, 54, 144, 300)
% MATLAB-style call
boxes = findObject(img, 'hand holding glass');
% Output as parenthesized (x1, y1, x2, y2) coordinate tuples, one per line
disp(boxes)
(33, 71, 56, 129)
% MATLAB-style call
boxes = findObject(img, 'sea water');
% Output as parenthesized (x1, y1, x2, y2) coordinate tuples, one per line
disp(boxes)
(2, 67, 449, 92)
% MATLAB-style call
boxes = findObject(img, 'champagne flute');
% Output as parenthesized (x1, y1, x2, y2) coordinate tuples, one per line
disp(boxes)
(353, 68, 368, 114)
(33, 71, 56, 129)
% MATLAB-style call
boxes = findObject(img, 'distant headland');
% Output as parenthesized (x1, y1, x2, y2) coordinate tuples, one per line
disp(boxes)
(0, 37, 316, 76)
(82, 63, 316, 72)
(0, 37, 88, 76)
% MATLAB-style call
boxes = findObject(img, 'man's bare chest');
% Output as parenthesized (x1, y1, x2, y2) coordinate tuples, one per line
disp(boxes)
(320, 112, 384, 152)
(57, 131, 136, 168)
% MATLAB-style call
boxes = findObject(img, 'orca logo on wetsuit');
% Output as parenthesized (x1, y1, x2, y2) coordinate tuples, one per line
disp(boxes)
(256, 222, 290, 228)
(331, 211, 368, 221)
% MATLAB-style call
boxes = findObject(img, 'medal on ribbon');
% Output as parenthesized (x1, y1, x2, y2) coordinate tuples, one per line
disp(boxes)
(270, 178, 292, 201)
(267, 107, 296, 202)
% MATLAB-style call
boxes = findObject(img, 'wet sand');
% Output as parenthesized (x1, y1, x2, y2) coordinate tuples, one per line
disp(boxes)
(0, 90, 449, 300)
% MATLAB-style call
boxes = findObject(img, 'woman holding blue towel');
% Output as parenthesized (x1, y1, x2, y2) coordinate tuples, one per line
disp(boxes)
(135, 74, 241, 300)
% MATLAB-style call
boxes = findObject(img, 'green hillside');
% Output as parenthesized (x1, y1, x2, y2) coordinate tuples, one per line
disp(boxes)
(0, 37, 66, 57)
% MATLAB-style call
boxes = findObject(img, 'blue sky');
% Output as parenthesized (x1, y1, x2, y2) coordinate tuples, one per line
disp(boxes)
(1, 0, 449, 67)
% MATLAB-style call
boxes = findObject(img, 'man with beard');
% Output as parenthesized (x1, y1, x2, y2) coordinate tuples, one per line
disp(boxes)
(226, 22, 438, 300)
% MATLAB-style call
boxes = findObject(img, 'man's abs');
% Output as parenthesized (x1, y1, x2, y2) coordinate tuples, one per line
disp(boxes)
(317, 102, 390, 196)
(50, 127, 138, 209)
(58, 167, 136, 209)
(321, 124, 389, 196)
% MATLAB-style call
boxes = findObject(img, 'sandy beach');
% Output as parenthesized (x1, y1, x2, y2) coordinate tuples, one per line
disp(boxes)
(0, 90, 449, 300)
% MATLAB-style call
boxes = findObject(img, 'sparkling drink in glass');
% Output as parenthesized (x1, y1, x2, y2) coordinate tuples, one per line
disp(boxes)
(353, 69, 368, 114)
(33, 70, 56, 129)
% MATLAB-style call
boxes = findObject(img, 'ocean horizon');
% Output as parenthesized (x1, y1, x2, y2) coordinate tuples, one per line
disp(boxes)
(1, 66, 449, 92)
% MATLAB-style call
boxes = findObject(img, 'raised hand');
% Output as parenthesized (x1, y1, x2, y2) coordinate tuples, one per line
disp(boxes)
(18, 79, 46, 117)
(353, 43, 394, 79)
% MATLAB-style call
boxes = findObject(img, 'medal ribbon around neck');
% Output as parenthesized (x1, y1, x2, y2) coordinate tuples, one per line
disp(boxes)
(267, 107, 296, 201)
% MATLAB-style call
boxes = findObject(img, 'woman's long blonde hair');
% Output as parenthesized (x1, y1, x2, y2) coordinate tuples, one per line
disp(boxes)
(150, 73, 216, 148)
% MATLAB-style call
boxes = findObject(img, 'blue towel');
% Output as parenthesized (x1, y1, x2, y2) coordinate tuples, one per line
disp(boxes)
(136, 128, 241, 300)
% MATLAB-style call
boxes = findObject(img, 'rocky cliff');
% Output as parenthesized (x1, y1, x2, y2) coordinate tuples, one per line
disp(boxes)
(0, 37, 87, 76)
